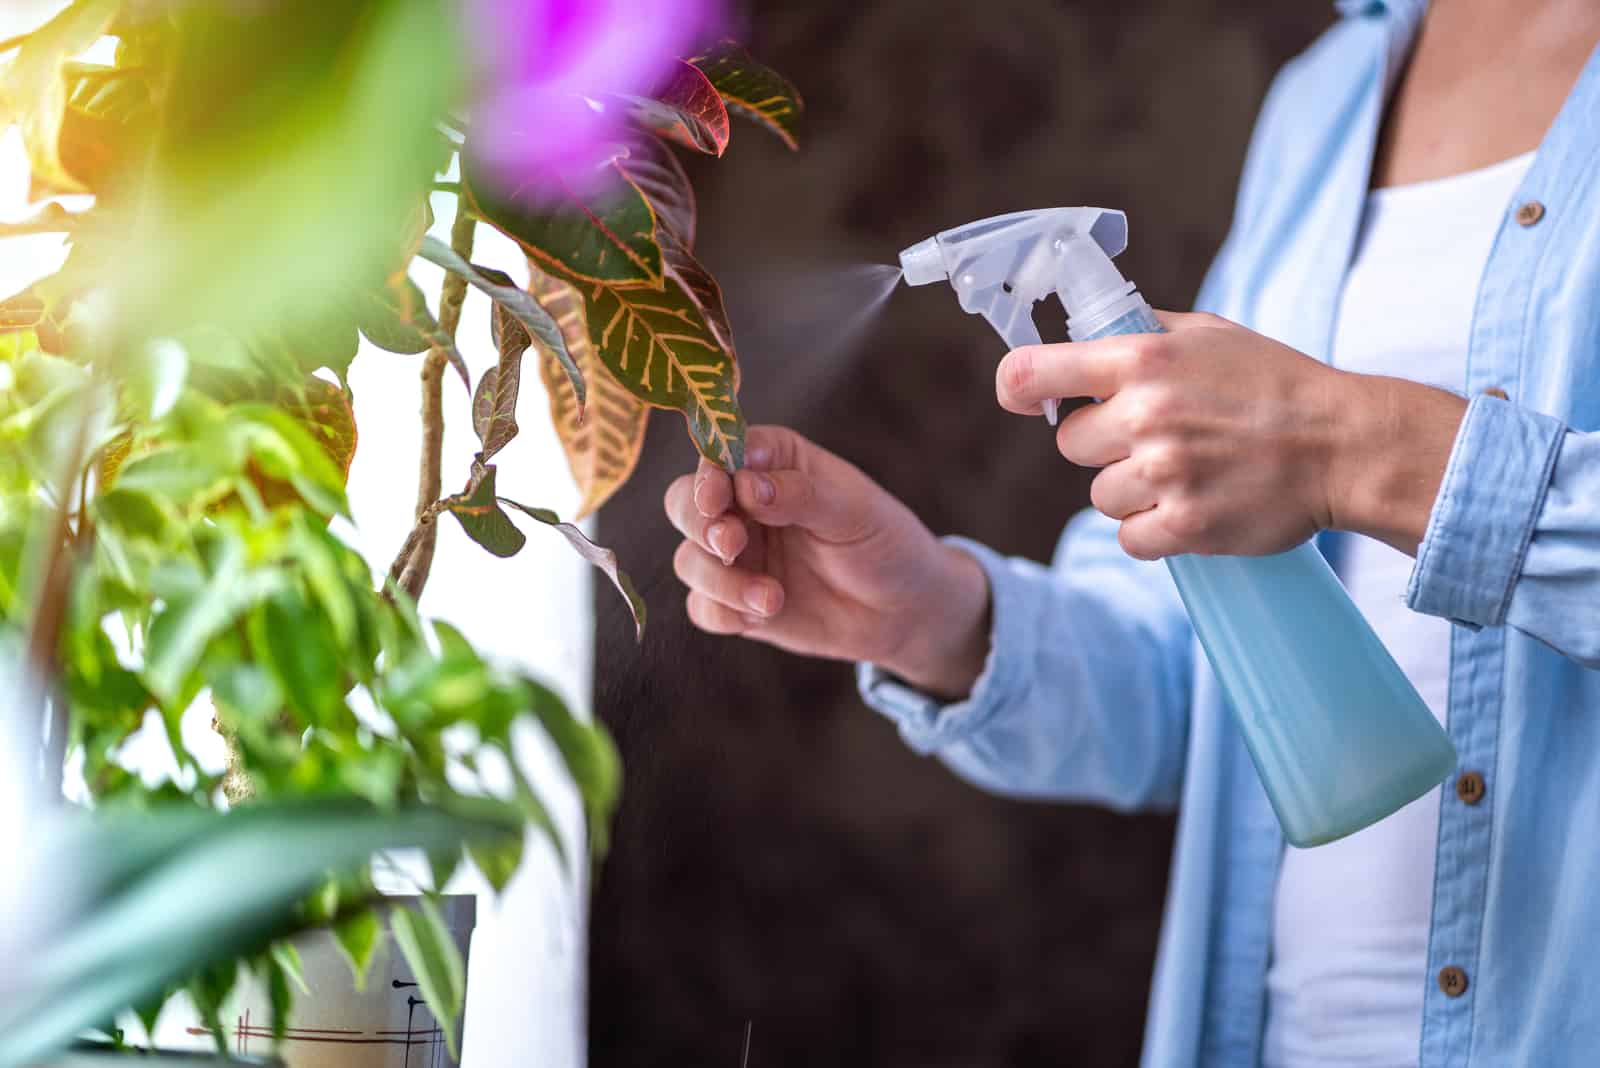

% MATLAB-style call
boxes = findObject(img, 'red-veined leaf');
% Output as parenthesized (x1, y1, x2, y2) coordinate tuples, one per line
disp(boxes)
(472, 301, 528, 463)
(445, 463, 526, 558)
(616, 134, 696, 248)
(621, 61, 730, 157)
(688, 41, 803, 151)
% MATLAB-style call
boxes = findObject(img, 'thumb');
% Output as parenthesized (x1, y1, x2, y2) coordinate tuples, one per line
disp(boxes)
(732, 451, 872, 544)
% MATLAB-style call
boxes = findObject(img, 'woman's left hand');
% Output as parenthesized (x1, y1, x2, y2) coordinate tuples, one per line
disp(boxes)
(994, 310, 1468, 560)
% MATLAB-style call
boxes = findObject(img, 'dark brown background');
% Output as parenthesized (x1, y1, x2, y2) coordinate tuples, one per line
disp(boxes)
(592, 3, 1331, 1065)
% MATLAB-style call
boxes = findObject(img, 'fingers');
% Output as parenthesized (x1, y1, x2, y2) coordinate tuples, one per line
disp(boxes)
(996, 332, 1175, 414)
(1089, 460, 1158, 520)
(664, 474, 748, 564)
(686, 592, 759, 635)
(691, 456, 732, 518)
(673, 540, 783, 618)
(1054, 400, 1131, 468)
(732, 466, 869, 544)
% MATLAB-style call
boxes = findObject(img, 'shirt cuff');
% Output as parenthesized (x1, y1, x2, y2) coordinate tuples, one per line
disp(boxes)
(1407, 393, 1566, 627)
(857, 536, 1034, 755)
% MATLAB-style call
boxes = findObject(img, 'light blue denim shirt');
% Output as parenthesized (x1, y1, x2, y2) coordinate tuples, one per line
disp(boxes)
(859, 2, 1600, 1064)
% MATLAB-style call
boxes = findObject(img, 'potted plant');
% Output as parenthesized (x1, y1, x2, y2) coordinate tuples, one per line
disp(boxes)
(0, 0, 800, 1063)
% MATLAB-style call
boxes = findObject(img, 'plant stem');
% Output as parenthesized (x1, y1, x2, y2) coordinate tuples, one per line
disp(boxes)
(0, 203, 76, 239)
(397, 205, 475, 602)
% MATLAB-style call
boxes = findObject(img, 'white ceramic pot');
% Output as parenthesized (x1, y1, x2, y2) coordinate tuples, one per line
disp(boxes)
(143, 895, 476, 1068)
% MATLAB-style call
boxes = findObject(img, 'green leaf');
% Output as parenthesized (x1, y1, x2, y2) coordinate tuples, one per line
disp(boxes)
(499, 497, 646, 641)
(356, 278, 432, 354)
(234, 403, 351, 517)
(97, 0, 461, 366)
(462, 158, 663, 287)
(415, 236, 581, 409)
(0, 799, 521, 1068)
(142, 536, 286, 704)
(689, 41, 804, 151)
(263, 953, 292, 1045)
(332, 908, 382, 991)
(389, 899, 466, 1061)
(0, 0, 119, 197)
(444, 463, 525, 558)
(270, 942, 311, 996)
(522, 677, 622, 857)
(132, 990, 167, 1044)
(468, 834, 523, 895)
(428, 847, 461, 893)
(621, 61, 730, 157)
(113, 446, 235, 508)
(187, 960, 238, 1056)
(472, 302, 528, 462)
(209, 662, 284, 722)
(248, 592, 344, 727)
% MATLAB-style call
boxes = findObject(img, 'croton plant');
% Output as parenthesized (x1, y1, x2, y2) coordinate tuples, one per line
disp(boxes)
(0, 0, 797, 1057)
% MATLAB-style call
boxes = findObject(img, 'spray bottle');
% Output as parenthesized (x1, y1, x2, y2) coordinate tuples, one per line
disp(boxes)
(899, 207, 1457, 847)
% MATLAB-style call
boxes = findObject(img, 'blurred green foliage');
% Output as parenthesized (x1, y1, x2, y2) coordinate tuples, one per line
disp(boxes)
(0, 1, 796, 1061)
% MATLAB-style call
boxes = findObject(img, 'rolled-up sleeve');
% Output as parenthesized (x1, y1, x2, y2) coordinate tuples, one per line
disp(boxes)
(1408, 392, 1600, 666)
(858, 510, 1195, 811)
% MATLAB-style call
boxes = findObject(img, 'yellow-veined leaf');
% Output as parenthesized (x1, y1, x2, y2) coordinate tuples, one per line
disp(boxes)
(575, 235, 744, 471)
(528, 265, 647, 519)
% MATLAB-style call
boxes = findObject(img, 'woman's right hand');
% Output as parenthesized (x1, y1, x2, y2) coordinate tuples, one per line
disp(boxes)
(664, 425, 992, 700)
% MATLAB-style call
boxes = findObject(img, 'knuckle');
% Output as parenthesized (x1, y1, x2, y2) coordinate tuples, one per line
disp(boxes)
(1163, 499, 1214, 544)
(1126, 334, 1174, 375)
(1138, 443, 1187, 487)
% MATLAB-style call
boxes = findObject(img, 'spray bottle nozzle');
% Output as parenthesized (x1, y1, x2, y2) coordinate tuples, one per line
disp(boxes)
(897, 207, 1133, 424)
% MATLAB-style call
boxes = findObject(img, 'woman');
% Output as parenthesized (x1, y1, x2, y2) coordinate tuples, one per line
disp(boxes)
(665, 0, 1600, 1063)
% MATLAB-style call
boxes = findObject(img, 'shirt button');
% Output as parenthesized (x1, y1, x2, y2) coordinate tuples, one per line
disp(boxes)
(1439, 965, 1470, 997)
(1483, 386, 1509, 401)
(1455, 770, 1486, 805)
(1515, 200, 1545, 226)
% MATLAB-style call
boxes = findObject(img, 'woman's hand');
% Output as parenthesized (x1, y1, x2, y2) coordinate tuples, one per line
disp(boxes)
(664, 425, 992, 700)
(995, 311, 1469, 559)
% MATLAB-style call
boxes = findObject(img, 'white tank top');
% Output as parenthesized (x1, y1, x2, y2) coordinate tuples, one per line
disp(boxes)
(1261, 150, 1535, 1068)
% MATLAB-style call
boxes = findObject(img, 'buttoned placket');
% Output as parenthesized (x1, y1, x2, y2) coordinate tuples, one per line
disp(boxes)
(1416, 143, 1558, 1068)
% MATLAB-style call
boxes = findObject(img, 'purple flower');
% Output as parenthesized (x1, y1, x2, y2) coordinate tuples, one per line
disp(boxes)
(466, 0, 718, 191)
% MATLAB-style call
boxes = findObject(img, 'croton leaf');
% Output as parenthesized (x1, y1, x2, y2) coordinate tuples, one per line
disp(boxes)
(616, 134, 696, 248)
(499, 496, 646, 641)
(472, 302, 528, 463)
(445, 463, 526, 558)
(462, 158, 663, 288)
(0, 0, 120, 198)
(355, 278, 431, 355)
(622, 60, 730, 157)
(57, 65, 155, 195)
(0, 289, 44, 333)
(528, 264, 647, 519)
(415, 235, 581, 409)
(689, 41, 804, 151)
(576, 244, 745, 471)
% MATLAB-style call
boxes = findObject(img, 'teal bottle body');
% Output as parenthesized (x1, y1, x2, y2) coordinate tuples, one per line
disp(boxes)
(1081, 302, 1458, 847)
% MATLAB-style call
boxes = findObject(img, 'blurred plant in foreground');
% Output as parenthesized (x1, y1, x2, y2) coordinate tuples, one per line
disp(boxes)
(0, 0, 799, 1061)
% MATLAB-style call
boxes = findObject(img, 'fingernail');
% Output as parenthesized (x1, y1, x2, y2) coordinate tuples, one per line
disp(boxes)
(707, 522, 730, 563)
(743, 585, 772, 615)
(693, 477, 711, 514)
(751, 473, 775, 505)
(746, 445, 772, 470)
